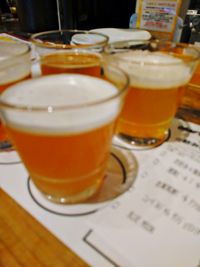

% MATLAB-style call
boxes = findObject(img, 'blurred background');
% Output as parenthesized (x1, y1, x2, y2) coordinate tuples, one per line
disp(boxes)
(0, 0, 136, 33)
(0, 0, 200, 44)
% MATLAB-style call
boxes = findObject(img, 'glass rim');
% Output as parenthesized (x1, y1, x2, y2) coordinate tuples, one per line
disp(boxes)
(31, 29, 109, 49)
(188, 82, 200, 89)
(0, 41, 31, 63)
(104, 39, 200, 66)
(0, 71, 129, 112)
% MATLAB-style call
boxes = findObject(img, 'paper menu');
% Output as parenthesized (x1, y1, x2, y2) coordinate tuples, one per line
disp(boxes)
(86, 121, 200, 267)
(0, 119, 200, 267)
(86, 182, 200, 267)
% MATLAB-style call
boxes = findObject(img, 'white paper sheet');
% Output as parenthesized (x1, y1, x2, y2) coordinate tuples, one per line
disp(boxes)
(87, 121, 200, 267)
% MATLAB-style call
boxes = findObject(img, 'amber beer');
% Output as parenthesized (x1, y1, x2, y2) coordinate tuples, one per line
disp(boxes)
(179, 49, 200, 115)
(113, 51, 193, 146)
(31, 30, 109, 77)
(40, 52, 102, 77)
(0, 73, 126, 203)
(180, 60, 200, 111)
(189, 44, 200, 87)
(190, 62, 200, 85)
(116, 81, 186, 140)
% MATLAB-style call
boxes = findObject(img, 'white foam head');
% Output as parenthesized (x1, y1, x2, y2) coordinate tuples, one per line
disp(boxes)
(0, 56, 7, 61)
(0, 60, 31, 85)
(1, 74, 121, 134)
(0, 42, 31, 86)
(0, 55, 31, 85)
(114, 51, 192, 89)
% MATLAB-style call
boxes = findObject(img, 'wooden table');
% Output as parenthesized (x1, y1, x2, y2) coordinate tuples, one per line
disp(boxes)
(0, 190, 89, 267)
(0, 104, 199, 267)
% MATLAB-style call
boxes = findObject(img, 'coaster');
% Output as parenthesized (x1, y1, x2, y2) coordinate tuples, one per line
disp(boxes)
(112, 130, 171, 151)
(0, 150, 21, 165)
(27, 147, 138, 216)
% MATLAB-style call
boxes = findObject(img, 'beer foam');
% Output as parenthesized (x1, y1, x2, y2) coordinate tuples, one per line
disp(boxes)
(115, 51, 192, 89)
(0, 57, 31, 85)
(0, 42, 31, 85)
(0, 64, 30, 85)
(1, 74, 121, 134)
(0, 56, 7, 61)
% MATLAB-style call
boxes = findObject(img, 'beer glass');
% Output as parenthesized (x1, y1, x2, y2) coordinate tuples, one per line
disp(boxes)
(190, 60, 200, 85)
(189, 42, 200, 88)
(177, 83, 200, 124)
(104, 40, 200, 149)
(0, 42, 31, 150)
(0, 64, 128, 204)
(31, 30, 109, 77)
(178, 55, 200, 124)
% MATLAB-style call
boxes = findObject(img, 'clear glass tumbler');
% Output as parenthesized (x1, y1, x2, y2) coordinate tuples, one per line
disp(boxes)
(0, 41, 31, 151)
(0, 63, 128, 204)
(31, 29, 109, 77)
(104, 40, 200, 149)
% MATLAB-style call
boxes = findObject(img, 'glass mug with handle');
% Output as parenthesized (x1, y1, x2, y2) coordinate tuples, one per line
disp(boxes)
(0, 63, 128, 204)
(0, 41, 31, 150)
(31, 30, 109, 77)
(104, 40, 200, 149)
